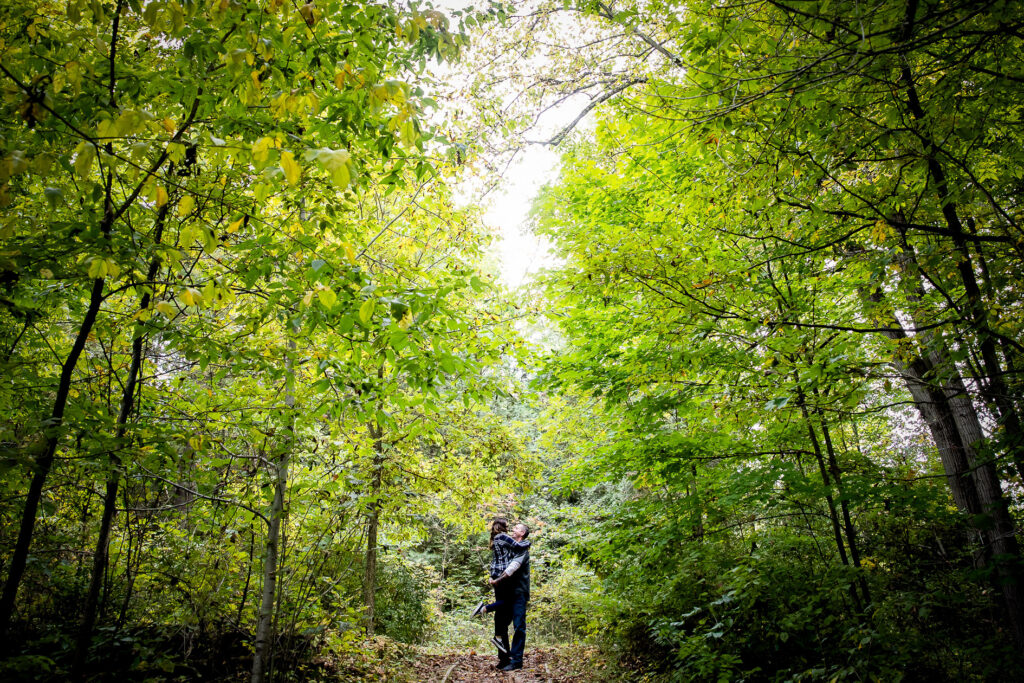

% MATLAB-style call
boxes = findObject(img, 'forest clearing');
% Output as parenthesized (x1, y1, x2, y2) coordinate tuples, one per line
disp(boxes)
(2, 0, 1024, 680)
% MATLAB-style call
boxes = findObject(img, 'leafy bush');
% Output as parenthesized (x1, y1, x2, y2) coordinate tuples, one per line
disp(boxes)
(374, 555, 435, 644)
(529, 556, 601, 644)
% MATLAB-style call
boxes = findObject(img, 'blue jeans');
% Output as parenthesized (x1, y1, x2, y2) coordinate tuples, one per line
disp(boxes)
(492, 584, 513, 664)
(495, 591, 528, 667)
(484, 587, 508, 614)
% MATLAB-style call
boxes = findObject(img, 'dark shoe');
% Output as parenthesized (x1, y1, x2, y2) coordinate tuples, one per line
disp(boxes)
(490, 636, 508, 654)
(499, 663, 522, 671)
(470, 602, 486, 618)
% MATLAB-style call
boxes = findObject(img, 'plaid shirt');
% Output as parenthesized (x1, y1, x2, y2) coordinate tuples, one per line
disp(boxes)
(490, 533, 530, 579)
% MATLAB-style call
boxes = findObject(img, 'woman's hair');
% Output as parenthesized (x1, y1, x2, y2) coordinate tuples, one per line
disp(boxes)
(489, 517, 508, 549)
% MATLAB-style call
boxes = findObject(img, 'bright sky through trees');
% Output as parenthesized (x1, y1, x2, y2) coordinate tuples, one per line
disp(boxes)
(484, 145, 559, 287)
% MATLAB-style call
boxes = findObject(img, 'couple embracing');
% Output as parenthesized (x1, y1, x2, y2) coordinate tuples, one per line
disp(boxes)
(470, 517, 531, 672)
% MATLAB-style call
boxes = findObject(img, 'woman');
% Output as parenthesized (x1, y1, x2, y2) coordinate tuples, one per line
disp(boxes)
(470, 517, 530, 653)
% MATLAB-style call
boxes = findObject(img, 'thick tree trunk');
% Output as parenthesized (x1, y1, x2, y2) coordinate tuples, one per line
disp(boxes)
(898, 54, 1024, 485)
(877, 295, 1024, 647)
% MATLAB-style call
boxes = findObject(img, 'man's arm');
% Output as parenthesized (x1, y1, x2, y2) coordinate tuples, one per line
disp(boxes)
(490, 551, 527, 584)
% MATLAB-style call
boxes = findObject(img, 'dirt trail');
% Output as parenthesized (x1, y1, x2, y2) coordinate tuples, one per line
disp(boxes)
(410, 646, 602, 682)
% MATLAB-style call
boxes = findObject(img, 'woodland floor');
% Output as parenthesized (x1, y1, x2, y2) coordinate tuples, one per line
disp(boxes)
(408, 645, 610, 682)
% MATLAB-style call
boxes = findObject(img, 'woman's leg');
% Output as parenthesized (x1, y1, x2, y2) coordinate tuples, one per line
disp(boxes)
(483, 583, 509, 613)
(492, 585, 514, 665)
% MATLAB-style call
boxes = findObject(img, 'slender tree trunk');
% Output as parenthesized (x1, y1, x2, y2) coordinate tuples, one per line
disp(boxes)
(798, 392, 862, 610)
(690, 463, 704, 542)
(237, 528, 257, 629)
(72, 195, 168, 677)
(0, 274, 107, 635)
(816, 406, 871, 605)
(116, 484, 137, 628)
(0, 0, 138, 633)
(362, 422, 385, 636)
(251, 343, 294, 683)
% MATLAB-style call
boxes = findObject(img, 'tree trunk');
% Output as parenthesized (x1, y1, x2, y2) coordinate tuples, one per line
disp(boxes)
(798, 394, 862, 611)
(362, 421, 385, 636)
(0, 274, 107, 635)
(251, 343, 294, 683)
(875, 293, 1024, 646)
(897, 53, 1024, 486)
(73, 194, 168, 677)
(690, 463, 704, 541)
(816, 406, 871, 605)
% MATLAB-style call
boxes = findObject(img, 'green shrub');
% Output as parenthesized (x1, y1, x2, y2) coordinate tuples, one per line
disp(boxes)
(374, 555, 435, 644)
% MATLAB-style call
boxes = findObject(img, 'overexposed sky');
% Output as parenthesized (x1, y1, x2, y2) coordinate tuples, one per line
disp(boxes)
(432, 0, 600, 289)
(483, 146, 560, 288)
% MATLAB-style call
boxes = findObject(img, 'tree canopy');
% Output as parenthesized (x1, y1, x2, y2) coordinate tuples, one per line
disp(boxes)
(2, 0, 1024, 681)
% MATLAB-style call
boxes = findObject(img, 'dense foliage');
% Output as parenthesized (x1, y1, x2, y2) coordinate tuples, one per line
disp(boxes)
(522, 0, 1024, 679)
(2, 0, 1023, 681)
(0, 0, 532, 679)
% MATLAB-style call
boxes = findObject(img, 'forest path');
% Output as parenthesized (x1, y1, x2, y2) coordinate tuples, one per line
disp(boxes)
(409, 645, 604, 682)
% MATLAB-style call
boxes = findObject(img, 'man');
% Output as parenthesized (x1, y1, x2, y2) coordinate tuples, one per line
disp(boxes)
(489, 522, 530, 672)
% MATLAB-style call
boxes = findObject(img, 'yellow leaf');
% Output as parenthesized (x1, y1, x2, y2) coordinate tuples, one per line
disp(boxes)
(280, 150, 301, 186)
(87, 257, 106, 279)
(156, 301, 175, 317)
(227, 216, 244, 233)
(161, 117, 175, 134)
(96, 118, 116, 139)
(180, 223, 199, 246)
(66, 61, 82, 94)
(202, 226, 218, 251)
(317, 286, 337, 308)
(399, 118, 418, 147)
(177, 194, 195, 217)
(252, 136, 275, 163)
(74, 141, 96, 179)
(104, 259, 121, 279)
(179, 288, 202, 307)
(304, 92, 320, 114)
(298, 1, 316, 27)
(302, 290, 314, 307)
(359, 298, 374, 324)
(344, 243, 357, 262)
(202, 280, 222, 306)
(155, 186, 169, 207)
(167, 142, 186, 163)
